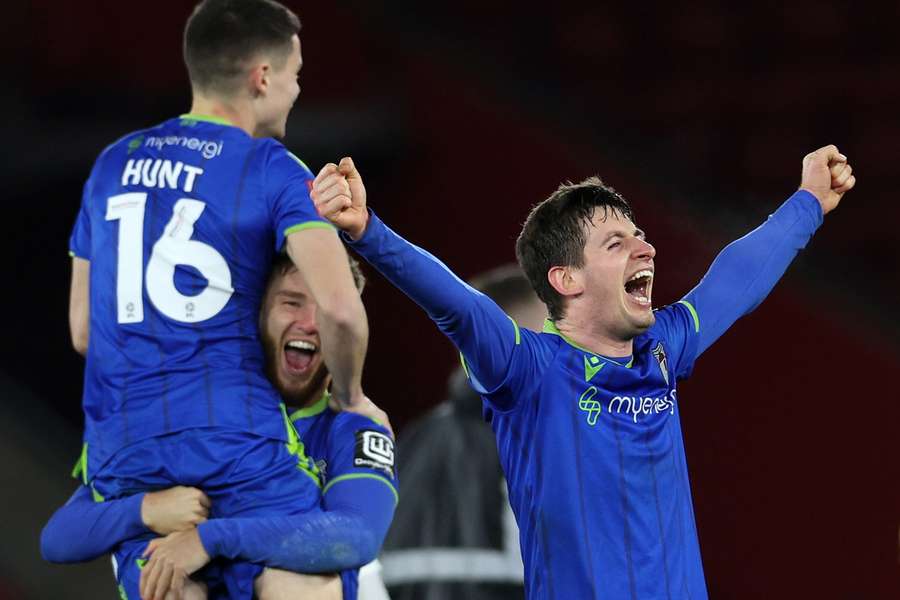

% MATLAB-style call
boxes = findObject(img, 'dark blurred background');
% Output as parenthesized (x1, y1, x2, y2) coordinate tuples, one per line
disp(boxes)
(2, 1, 898, 598)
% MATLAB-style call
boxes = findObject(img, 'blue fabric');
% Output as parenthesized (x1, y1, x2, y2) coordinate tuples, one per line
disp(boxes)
(93, 427, 321, 597)
(345, 191, 822, 599)
(42, 409, 396, 600)
(90, 429, 320, 516)
(69, 116, 330, 475)
(40, 486, 147, 563)
(198, 411, 397, 587)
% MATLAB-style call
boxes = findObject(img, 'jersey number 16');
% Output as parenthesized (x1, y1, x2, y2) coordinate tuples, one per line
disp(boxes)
(106, 192, 234, 324)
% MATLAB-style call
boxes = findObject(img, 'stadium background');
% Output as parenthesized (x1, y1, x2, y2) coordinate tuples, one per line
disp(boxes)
(2, 1, 898, 597)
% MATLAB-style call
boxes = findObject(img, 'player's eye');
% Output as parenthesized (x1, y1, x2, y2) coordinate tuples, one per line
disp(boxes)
(607, 242, 621, 250)
(284, 300, 301, 308)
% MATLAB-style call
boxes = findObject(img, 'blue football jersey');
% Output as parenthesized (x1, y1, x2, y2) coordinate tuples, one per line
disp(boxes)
(69, 114, 333, 474)
(345, 191, 823, 600)
(291, 396, 399, 600)
(478, 311, 705, 599)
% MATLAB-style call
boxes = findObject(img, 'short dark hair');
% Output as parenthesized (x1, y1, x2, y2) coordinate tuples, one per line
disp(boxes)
(184, 0, 301, 95)
(515, 176, 635, 321)
(468, 264, 538, 314)
(268, 252, 366, 294)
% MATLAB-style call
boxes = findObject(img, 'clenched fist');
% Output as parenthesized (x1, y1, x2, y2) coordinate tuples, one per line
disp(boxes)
(312, 157, 369, 240)
(141, 486, 210, 535)
(800, 145, 856, 215)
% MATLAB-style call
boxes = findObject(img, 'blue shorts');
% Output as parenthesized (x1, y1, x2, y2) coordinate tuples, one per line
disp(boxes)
(95, 427, 321, 599)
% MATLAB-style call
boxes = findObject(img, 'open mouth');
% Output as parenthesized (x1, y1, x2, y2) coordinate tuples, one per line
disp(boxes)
(284, 340, 317, 373)
(624, 269, 653, 306)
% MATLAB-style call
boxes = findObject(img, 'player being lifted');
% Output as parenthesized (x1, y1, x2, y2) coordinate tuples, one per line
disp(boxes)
(45, 255, 397, 600)
(312, 147, 855, 599)
(66, 0, 379, 597)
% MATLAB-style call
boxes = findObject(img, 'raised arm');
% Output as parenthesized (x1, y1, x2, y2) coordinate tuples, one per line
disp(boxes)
(286, 228, 369, 409)
(682, 145, 855, 356)
(311, 158, 525, 404)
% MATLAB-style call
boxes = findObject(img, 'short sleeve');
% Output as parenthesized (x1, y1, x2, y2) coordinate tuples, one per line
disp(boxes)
(69, 173, 95, 259)
(646, 300, 701, 380)
(323, 414, 398, 505)
(265, 143, 333, 251)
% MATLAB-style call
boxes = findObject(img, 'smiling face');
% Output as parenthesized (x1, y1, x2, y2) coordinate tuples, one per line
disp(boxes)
(260, 265, 328, 406)
(578, 208, 656, 340)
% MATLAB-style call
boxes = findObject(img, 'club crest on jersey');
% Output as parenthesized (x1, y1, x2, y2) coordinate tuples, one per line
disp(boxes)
(652, 342, 669, 386)
(354, 430, 395, 477)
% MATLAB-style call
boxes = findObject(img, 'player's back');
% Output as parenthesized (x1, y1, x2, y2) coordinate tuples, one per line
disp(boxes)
(71, 114, 326, 472)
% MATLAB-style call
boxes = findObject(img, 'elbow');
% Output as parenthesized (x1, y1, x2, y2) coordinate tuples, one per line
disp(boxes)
(356, 529, 381, 566)
(40, 523, 67, 564)
(335, 527, 379, 570)
(70, 322, 88, 356)
(354, 515, 392, 567)
(71, 334, 88, 357)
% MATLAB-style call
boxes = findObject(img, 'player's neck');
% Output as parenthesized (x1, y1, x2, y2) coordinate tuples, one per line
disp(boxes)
(188, 94, 255, 137)
(300, 377, 331, 409)
(555, 315, 634, 358)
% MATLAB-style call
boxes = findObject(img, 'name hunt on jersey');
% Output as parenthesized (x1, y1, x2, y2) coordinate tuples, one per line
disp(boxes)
(70, 114, 333, 476)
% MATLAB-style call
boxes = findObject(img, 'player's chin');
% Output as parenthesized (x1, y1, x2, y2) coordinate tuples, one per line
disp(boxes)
(276, 372, 311, 400)
(627, 306, 655, 333)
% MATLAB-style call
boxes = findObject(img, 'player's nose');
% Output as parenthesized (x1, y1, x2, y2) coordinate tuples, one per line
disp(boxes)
(631, 237, 656, 260)
(292, 307, 318, 332)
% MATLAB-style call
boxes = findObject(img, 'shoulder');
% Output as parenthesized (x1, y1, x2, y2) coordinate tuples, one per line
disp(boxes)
(91, 124, 159, 172)
(646, 301, 699, 340)
(331, 411, 392, 441)
(261, 140, 314, 177)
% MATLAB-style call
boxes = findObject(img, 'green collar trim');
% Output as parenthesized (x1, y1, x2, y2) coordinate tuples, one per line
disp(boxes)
(543, 319, 634, 369)
(290, 392, 330, 420)
(179, 113, 235, 126)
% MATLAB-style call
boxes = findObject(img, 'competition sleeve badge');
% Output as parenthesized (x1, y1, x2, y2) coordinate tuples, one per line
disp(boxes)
(354, 430, 395, 477)
(652, 341, 669, 386)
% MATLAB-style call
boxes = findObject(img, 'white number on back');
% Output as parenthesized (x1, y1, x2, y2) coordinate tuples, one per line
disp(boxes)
(106, 193, 233, 324)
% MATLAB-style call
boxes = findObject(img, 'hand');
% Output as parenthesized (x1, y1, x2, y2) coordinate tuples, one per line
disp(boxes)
(328, 394, 394, 437)
(799, 144, 856, 215)
(139, 528, 210, 600)
(141, 486, 210, 535)
(312, 157, 369, 240)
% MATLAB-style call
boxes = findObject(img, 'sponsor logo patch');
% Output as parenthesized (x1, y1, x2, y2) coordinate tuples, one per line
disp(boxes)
(354, 430, 394, 476)
(652, 341, 669, 386)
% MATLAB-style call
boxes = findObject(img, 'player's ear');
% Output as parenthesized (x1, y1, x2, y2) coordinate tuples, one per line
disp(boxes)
(248, 63, 270, 97)
(547, 266, 583, 298)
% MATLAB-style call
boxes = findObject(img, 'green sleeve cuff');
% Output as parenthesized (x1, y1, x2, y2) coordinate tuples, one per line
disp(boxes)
(284, 221, 336, 238)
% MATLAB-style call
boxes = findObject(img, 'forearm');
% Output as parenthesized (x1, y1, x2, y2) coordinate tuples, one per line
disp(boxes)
(198, 477, 395, 573)
(346, 212, 517, 391)
(687, 190, 823, 354)
(198, 510, 379, 573)
(286, 229, 368, 404)
(41, 488, 147, 563)
(317, 302, 368, 406)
